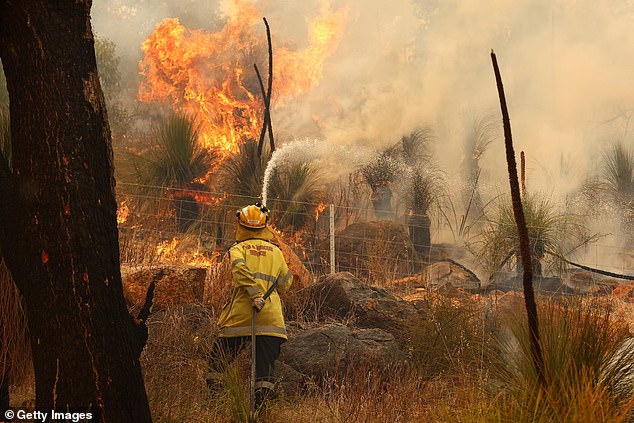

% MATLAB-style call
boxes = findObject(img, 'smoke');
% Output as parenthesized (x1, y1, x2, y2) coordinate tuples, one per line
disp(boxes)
(92, 1, 634, 217)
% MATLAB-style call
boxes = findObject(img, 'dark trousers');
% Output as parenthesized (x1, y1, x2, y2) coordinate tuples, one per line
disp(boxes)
(207, 335, 283, 393)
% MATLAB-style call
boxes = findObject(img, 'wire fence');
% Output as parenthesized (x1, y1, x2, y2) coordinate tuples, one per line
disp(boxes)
(116, 182, 634, 291)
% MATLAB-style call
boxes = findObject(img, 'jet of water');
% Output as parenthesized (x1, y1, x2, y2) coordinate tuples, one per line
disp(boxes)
(261, 138, 373, 206)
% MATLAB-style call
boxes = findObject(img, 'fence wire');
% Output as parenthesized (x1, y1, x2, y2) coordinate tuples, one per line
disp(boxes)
(116, 182, 634, 289)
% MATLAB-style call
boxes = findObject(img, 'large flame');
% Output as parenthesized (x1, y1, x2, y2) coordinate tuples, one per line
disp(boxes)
(139, 0, 345, 156)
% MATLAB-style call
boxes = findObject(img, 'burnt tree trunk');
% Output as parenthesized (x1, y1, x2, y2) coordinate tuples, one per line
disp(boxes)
(0, 2, 152, 421)
(491, 51, 545, 387)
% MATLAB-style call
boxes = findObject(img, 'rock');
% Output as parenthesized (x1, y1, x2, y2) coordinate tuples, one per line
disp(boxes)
(424, 260, 480, 291)
(122, 266, 207, 312)
(389, 275, 426, 298)
(564, 271, 620, 295)
(274, 361, 305, 396)
(327, 221, 419, 278)
(306, 272, 420, 336)
(278, 324, 407, 383)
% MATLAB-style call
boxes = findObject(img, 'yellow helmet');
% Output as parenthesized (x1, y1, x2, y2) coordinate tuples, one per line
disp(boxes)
(236, 203, 269, 229)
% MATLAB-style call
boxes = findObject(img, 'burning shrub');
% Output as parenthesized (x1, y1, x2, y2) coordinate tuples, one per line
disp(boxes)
(127, 114, 217, 231)
(134, 114, 216, 189)
(218, 139, 269, 201)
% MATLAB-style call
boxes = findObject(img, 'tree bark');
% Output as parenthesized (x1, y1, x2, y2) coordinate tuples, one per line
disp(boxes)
(0, 2, 152, 421)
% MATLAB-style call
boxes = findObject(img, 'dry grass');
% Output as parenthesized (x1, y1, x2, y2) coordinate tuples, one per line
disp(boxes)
(141, 304, 220, 422)
(0, 260, 31, 387)
(405, 292, 497, 380)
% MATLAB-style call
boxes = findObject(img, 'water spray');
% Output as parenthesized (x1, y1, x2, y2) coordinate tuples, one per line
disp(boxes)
(260, 138, 373, 206)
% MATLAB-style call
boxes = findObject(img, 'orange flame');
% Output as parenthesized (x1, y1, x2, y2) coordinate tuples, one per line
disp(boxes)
(156, 238, 179, 258)
(315, 202, 327, 222)
(138, 1, 345, 156)
(117, 200, 130, 225)
(155, 236, 221, 267)
(171, 188, 227, 206)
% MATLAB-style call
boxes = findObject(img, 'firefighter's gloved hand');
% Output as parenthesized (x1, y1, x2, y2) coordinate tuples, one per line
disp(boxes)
(252, 296, 265, 312)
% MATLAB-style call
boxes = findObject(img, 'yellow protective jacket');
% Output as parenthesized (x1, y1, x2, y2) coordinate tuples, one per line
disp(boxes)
(217, 230, 293, 340)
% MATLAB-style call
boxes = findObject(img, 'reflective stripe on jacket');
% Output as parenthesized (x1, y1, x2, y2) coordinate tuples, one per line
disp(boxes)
(217, 239, 293, 339)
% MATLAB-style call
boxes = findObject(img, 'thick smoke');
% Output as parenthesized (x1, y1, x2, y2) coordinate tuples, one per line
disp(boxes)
(92, 0, 634, 266)
(93, 0, 634, 182)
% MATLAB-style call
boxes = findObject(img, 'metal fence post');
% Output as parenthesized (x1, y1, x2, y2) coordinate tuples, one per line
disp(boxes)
(330, 204, 335, 274)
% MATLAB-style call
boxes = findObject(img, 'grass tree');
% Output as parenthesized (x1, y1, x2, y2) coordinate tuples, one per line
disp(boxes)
(461, 114, 497, 217)
(602, 142, 634, 230)
(402, 165, 443, 257)
(219, 138, 269, 201)
(267, 163, 323, 230)
(474, 193, 598, 278)
(220, 139, 323, 232)
(130, 113, 217, 231)
(579, 142, 634, 233)
(392, 128, 442, 256)
(361, 152, 401, 220)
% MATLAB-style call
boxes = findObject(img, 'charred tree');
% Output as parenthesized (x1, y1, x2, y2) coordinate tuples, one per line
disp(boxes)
(491, 51, 545, 387)
(256, 17, 275, 157)
(0, 2, 152, 421)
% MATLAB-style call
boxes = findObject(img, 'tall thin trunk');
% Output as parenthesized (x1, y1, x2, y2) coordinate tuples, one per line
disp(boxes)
(0, 2, 152, 421)
(491, 51, 545, 387)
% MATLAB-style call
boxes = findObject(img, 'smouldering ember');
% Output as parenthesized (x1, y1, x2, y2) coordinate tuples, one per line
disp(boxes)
(138, 1, 345, 156)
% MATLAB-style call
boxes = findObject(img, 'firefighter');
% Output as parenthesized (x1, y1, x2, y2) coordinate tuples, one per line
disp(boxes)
(207, 203, 293, 408)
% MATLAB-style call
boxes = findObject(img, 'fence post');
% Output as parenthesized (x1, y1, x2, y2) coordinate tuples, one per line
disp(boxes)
(330, 204, 335, 274)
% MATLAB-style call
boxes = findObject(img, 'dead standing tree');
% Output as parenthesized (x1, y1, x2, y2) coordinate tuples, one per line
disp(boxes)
(490, 51, 545, 387)
(0, 2, 152, 421)
(256, 17, 275, 157)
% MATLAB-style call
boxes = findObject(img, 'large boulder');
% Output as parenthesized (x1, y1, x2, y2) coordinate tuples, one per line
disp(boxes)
(305, 272, 420, 336)
(277, 324, 407, 386)
(122, 266, 207, 312)
(424, 260, 481, 291)
(327, 221, 419, 278)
